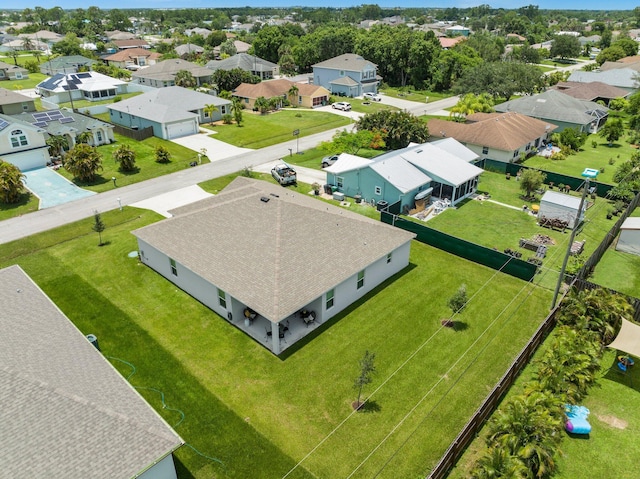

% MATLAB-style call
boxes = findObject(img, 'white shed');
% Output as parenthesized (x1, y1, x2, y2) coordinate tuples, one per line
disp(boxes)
(616, 217, 640, 255)
(538, 190, 585, 229)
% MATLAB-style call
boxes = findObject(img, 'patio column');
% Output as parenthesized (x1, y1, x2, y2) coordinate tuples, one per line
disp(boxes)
(271, 322, 281, 355)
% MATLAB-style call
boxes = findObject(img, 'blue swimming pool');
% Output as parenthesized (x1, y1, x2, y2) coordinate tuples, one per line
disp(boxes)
(23, 167, 96, 209)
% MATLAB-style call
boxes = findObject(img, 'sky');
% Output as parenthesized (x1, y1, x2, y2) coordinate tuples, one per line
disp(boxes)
(13, 1, 640, 10)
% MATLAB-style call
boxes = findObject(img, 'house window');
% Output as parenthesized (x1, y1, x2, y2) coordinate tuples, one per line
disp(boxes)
(357, 270, 365, 289)
(218, 289, 227, 308)
(337, 176, 344, 189)
(169, 258, 177, 276)
(340, 70, 345, 76)
(482, 146, 489, 155)
(387, 252, 392, 264)
(10, 130, 28, 148)
(513, 149, 519, 158)
(326, 289, 334, 309)
(22, 102, 29, 111)
(96, 131, 103, 143)
(298, 95, 302, 105)
(245, 98, 249, 103)
(204, 110, 210, 118)
(15, 72, 23, 79)
(374, 186, 382, 195)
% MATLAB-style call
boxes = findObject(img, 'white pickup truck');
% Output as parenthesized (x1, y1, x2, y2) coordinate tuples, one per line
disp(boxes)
(271, 163, 297, 186)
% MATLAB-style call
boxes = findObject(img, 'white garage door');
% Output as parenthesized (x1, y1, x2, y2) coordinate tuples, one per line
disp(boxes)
(166, 121, 197, 139)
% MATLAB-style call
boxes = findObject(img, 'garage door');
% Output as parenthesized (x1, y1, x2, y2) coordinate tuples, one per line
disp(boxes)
(166, 120, 197, 139)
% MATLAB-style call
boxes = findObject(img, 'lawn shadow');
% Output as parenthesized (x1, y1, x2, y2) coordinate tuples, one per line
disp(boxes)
(453, 321, 469, 332)
(71, 174, 110, 188)
(359, 399, 381, 414)
(602, 362, 639, 392)
(0, 192, 33, 210)
(565, 431, 590, 440)
(119, 166, 141, 175)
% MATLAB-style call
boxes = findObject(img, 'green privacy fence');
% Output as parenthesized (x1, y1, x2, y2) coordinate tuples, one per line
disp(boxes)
(475, 159, 615, 198)
(381, 210, 537, 282)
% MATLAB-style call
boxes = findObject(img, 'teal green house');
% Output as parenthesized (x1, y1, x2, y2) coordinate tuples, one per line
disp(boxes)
(324, 139, 483, 212)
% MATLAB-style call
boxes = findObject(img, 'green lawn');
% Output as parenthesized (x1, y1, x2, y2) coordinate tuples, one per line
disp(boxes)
(1, 72, 47, 90)
(0, 195, 552, 479)
(0, 190, 39, 220)
(202, 110, 351, 149)
(427, 171, 616, 291)
(378, 86, 452, 103)
(523, 134, 637, 186)
(56, 134, 204, 192)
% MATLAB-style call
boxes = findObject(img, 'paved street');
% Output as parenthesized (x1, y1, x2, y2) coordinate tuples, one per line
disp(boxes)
(0, 95, 462, 245)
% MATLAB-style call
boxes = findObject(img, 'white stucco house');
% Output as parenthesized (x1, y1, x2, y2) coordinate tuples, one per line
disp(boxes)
(0, 113, 50, 170)
(0, 265, 184, 479)
(132, 177, 416, 355)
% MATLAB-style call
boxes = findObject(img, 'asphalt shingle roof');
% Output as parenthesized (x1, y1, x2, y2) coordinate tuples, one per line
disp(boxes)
(428, 112, 557, 151)
(551, 81, 629, 101)
(133, 177, 415, 322)
(0, 265, 183, 479)
(494, 90, 607, 127)
(132, 59, 212, 82)
(206, 52, 277, 72)
(312, 53, 377, 71)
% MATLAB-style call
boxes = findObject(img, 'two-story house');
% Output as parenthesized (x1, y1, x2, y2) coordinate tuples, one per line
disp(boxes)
(0, 114, 50, 171)
(312, 53, 380, 97)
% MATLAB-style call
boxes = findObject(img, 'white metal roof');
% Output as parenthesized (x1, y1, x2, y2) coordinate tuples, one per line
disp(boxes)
(324, 153, 373, 174)
(399, 143, 483, 186)
(540, 190, 582, 209)
(621, 217, 640, 230)
(369, 156, 432, 193)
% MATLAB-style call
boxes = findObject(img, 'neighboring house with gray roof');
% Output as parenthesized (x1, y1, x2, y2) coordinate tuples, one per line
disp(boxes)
(312, 53, 381, 97)
(206, 52, 279, 80)
(36, 71, 128, 105)
(0, 87, 35, 114)
(132, 59, 213, 88)
(0, 265, 184, 479)
(40, 54, 97, 75)
(567, 68, 639, 93)
(107, 86, 231, 139)
(495, 89, 609, 133)
(324, 140, 482, 210)
(427, 112, 557, 163)
(132, 177, 415, 355)
(11, 107, 115, 150)
(0, 60, 28, 81)
(174, 43, 204, 59)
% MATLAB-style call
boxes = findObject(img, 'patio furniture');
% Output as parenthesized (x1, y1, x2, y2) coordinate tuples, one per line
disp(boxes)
(300, 310, 316, 327)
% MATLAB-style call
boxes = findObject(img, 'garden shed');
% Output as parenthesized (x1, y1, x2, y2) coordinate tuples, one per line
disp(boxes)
(616, 217, 640, 256)
(538, 191, 585, 229)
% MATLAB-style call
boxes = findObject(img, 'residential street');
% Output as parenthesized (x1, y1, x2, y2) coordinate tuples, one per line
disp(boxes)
(0, 95, 459, 245)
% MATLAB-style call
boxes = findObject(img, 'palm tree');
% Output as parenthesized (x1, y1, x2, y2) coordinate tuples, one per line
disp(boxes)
(254, 96, 270, 114)
(113, 144, 136, 172)
(204, 103, 218, 124)
(174, 69, 196, 88)
(0, 159, 26, 204)
(470, 447, 527, 479)
(64, 144, 103, 182)
(21, 37, 35, 51)
(450, 93, 495, 122)
(231, 97, 243, 126)
(75, 131, 93, 145)
(46, 135, 69, 158)
(287, 84, 299, 106)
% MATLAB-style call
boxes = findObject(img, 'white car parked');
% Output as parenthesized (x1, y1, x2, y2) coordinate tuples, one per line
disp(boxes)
(363, 92, 381, 101)
(332, 101, 351, 111)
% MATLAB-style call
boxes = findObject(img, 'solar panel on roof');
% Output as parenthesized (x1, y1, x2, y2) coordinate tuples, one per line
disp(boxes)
(77, 72, 91, 78)
(0, 119, 9, 131)
(59, 117, 75, 124)
(48, 111, 64, 119)
(33, 112, 48, 120)
(33, 121, 48, 127)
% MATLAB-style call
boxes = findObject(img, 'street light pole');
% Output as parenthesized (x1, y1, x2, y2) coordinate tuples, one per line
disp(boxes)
(550, 168, 598, 309)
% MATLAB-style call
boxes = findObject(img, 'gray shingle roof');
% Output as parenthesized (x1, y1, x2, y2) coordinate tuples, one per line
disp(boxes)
(206, 52, 277, 72)
(312, 53, 377, 71)
(0, 265, 183, 479)
(133, 177, 415, 322)
(10, 108, 113, 137)
(132, 59, 212, 82)
(495, 90, 607, 126)
(568, 68, 639, 89)
(107, 86, 230, 123)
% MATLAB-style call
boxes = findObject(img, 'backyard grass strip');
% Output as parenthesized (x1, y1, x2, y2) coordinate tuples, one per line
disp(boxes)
(283, 255, 519, 478)
(350, 269, 541, 478)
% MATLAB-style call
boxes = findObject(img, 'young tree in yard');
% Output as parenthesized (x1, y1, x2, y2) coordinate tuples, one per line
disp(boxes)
(92, 211, 106, 246)
(231, 97, 243, 126)
(519, 169, 546, 198)
(254, 96, 270, 114)
(356, 110, 429, 150)
(113, 144, 136, 172)
(320, 129, 384, 155)
(450, 93, 494, 122)
(204, 103, 218, 124)
(46, 134, 69, 158)
(353, 350, 376, 410)
(154, 145, 172, 164)
(599, 118, 624, 146)
(64, 144, 103, 182)
(0, 159, 26, 203)
(447, 283, 468, 316)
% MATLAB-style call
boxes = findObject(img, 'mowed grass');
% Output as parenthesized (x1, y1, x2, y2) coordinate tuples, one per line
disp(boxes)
(55, 134, 203, 192)
(523, 134, 638, 186)
(0, 200, 552, 479)
(427, 171, 616, 291)
(203, 110, 351, 149)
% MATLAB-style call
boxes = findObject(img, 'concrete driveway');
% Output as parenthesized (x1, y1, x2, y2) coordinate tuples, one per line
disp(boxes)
(171, 130, 253, 162)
